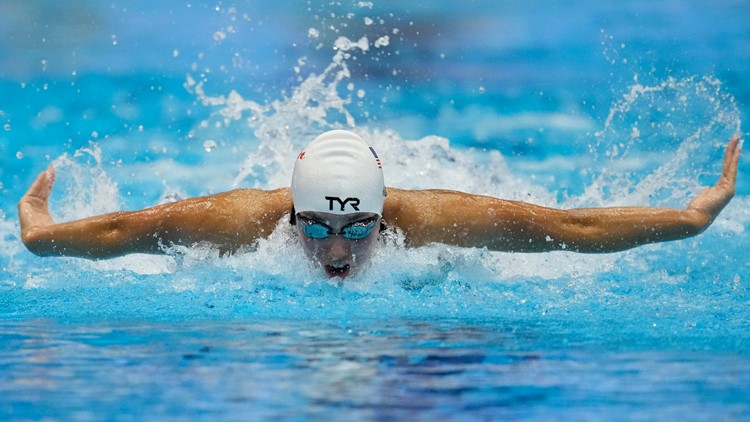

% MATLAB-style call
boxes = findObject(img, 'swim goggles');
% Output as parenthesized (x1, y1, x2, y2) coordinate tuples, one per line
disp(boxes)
(297, 215, 378, 240)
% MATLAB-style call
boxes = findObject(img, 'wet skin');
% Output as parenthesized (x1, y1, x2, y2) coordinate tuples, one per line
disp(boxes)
(16, 137, 742, 267)
(295, 211, 381, 279)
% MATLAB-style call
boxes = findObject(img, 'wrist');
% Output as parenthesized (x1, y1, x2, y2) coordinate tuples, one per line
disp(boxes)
(684, 208, 712, 235)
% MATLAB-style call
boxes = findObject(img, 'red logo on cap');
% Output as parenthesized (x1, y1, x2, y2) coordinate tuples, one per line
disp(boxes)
(298, 151, 306, 160)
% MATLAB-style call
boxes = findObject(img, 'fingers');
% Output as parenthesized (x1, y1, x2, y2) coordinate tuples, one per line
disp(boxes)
(719, 135, 741, 186)
(19, 167, 57, 231)
(24, 166, 56, 201)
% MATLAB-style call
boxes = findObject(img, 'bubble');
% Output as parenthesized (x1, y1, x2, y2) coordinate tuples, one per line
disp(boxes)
(203, 140, 217, 152)
(308, 28, 320, 38)
(357, 89, 365, 98)
(16, 151, 24, 159)
(478, 86, 486, 94)
(213, 31, 226, 41)
(364, 17, 373, 25)
(3, 124, 9, 131)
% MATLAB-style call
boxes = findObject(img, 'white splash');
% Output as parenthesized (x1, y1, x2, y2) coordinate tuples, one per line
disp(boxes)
(9, 21, 743, 298)
(578, 75, 741, 208)
(50, 143, 121, 221)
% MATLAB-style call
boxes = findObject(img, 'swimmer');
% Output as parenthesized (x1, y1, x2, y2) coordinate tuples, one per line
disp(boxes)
(19, 130, 741, 279)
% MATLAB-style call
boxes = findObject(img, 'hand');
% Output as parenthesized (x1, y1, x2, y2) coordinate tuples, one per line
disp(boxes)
(18, 166, 57, 241)
(687, 135, 742, 227)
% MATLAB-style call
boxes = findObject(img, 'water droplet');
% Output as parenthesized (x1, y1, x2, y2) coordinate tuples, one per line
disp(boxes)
(374, 35, 389, 48)
(203, 140, 217, 152)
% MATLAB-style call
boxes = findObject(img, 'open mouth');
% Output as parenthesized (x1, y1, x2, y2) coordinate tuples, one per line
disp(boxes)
(324, 264, 351, 278)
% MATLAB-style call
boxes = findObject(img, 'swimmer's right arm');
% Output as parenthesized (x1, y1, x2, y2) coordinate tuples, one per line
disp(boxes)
(18, 167, 293, 259)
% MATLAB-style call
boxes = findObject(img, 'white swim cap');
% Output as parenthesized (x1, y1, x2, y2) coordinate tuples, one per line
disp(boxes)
(291, 130, 386, 215)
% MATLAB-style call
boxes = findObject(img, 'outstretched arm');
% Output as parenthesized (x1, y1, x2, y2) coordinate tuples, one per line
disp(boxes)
(384, 135, 741, 252)
(18, 167, 293, 259)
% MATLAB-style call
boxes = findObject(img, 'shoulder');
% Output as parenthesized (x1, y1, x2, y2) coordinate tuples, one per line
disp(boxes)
(216, 187, 292, 207)
(383, 187, 490, 215)
(381, 186, 544, 236)
(382, 187, 471, 231)
(190, 187, 292, 226)
(203, 187, 293, 244)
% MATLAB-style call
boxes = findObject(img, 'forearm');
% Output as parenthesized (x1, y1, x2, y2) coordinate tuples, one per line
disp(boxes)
(385, 189, 712, 253)
(454, 205, 708, 253)
(556, 206, 708, 253)
(21, 210, 164, 258)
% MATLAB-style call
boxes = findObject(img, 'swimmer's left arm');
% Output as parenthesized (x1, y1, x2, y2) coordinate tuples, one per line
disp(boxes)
(385, 135, 741, 252)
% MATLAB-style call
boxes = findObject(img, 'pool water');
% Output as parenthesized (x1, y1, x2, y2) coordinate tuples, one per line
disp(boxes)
(1, 1, 749, 420)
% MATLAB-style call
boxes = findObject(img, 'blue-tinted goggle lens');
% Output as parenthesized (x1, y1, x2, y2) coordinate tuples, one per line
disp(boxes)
(299, 216, 377, 240)
(302, 221, 330, 239)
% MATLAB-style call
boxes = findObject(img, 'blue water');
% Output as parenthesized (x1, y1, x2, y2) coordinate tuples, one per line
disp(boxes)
(1, 0, 750, 420)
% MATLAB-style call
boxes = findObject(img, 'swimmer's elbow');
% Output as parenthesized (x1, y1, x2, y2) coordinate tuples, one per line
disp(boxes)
(21, 227, 58, 257)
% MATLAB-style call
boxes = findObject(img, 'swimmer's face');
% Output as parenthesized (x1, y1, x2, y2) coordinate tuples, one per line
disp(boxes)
(295, 211, 381, 279)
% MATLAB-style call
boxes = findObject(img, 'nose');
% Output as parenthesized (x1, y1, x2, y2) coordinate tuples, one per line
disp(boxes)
(325, 238, 350, 261)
